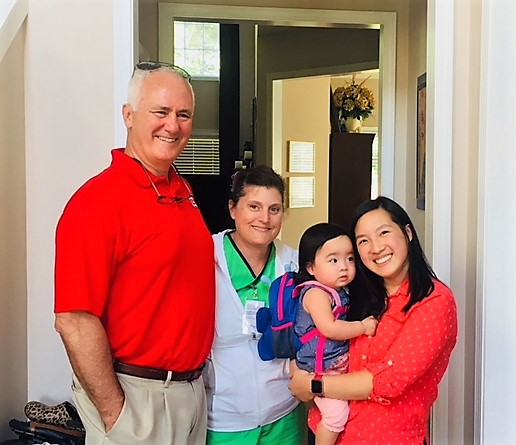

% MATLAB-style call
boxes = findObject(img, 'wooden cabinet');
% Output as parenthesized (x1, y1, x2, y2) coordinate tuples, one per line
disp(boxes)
(328, 133, 375, 231)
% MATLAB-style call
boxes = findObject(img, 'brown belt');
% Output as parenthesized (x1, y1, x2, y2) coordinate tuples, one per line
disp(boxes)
(113, 360, 204, 382)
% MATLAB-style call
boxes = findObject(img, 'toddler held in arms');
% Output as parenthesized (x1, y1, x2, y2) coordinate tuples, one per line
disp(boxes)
(294, 223, 377, 445)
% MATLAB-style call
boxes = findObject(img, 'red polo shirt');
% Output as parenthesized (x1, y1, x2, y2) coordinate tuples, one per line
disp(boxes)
(308, 280, 458, 444)
(55, 149, 215, 371)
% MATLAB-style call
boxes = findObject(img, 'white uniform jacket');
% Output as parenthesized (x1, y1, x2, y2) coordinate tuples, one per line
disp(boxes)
(205, 230, 299, 432)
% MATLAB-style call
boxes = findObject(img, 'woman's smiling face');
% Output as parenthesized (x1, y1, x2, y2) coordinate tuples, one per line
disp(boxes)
(354, 208, 412, 294)
(229, 185, 284, 249)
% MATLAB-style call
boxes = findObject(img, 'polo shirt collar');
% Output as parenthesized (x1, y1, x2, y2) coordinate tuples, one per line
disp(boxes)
(110, 148, 175, 188)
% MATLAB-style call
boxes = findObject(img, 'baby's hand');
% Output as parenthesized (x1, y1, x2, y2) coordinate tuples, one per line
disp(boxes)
(361, 316, 378, 336)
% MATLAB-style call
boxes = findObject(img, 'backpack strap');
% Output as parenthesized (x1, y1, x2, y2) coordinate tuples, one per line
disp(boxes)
(296, 281, 346, 374)
(297, 280, 342, 310)
(277, 272, 295, 322)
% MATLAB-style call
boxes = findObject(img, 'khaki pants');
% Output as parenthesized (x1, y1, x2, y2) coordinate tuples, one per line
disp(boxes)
(72, 372, 207, 445)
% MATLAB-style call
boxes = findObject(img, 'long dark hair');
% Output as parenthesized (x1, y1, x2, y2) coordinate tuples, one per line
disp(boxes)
(350, 196, 438, 319)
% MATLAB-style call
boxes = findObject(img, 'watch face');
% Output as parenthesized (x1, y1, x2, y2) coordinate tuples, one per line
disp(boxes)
(311, 378, 323, 395)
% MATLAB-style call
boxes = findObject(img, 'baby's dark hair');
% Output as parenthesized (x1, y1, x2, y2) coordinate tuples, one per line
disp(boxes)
(229, 165, 285, 206)
(295, 222, 351, 285)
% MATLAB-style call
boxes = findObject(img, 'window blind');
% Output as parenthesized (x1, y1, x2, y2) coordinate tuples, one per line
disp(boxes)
(175, 137, 220, 175)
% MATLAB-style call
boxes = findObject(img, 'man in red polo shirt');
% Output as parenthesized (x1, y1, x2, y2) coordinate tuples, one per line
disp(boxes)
(54, 62, 215, 445)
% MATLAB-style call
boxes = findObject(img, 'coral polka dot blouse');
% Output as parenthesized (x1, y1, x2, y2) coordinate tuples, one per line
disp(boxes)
(308, 279, 458, 445)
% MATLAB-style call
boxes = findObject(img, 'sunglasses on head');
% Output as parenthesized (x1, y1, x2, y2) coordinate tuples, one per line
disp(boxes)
(134, 61, 191, 82)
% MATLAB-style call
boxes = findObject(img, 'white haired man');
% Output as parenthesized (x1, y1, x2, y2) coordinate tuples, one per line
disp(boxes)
(54, 62, 215, 445)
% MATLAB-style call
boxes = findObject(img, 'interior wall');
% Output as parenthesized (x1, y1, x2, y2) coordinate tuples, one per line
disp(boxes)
(190, 79, 219, 133)
(476, 1, 516, 443)
(140, 0, 409, 61)
(239, 23, 255, 153)
(445, 1, 479, 443)
(0, 21, 28, 439)
(407, 0, 427, 240)
(25, 0, 121, 402)
(426, 0, 479, 443)
(278, 76, 331, 248)
(257, 27, 380, 166)
(445, 6, 474, 445)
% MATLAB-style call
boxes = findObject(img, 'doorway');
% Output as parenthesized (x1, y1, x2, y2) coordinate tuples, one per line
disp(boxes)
(157, 4, 396, 234)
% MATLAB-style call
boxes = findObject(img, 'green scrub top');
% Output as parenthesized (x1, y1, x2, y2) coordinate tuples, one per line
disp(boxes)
(223, 231, 276, 307)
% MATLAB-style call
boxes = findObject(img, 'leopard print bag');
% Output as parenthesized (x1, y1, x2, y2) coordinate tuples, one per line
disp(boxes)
(24, 401, 85, 433)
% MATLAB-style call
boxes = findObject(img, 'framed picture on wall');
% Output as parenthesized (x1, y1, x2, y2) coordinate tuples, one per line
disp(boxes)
(416, 73, 427, 210)
(288, 141, 315, 173)
(288, 176, 315, 208)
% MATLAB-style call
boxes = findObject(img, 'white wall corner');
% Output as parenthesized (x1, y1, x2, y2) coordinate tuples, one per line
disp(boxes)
(0, 0, 28, 64)
(476, 0, 516, 444)
(25, 0, 135, 402)
(113, 0, 137, 147)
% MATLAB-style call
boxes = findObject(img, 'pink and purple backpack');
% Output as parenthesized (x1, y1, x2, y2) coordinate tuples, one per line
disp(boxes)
(256, 271, 344, 373)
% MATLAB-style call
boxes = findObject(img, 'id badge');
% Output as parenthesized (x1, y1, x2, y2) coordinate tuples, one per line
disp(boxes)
(242, 299, 265, 335)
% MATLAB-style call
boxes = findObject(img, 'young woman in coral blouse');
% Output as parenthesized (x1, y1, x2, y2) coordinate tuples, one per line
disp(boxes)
(289, 196, 458, 445)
